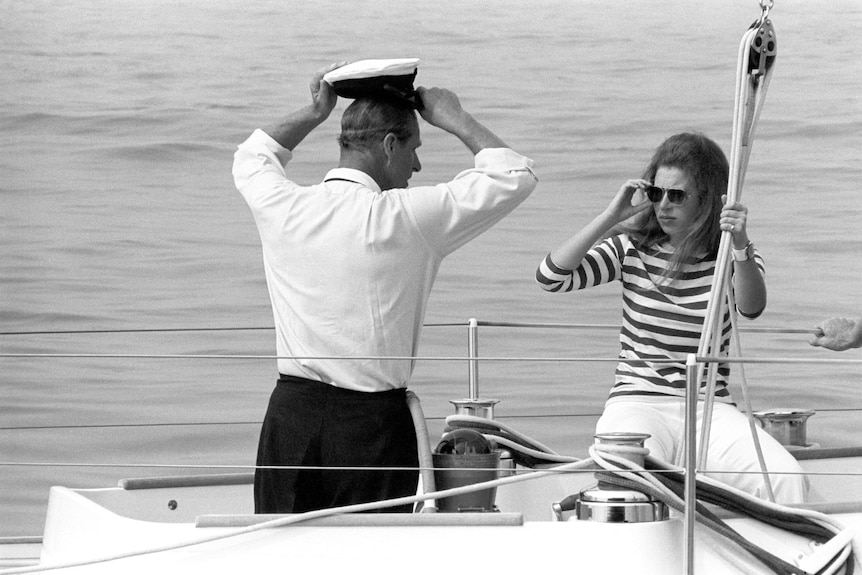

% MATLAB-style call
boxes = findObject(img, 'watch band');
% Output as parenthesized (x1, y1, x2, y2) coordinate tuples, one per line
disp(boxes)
(732, 241, 754, 262)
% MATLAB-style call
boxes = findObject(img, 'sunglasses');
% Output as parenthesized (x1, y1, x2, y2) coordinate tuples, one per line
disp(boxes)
(644, 185, 693, 205)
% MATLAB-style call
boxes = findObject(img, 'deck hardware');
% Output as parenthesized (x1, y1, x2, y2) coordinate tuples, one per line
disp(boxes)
(753, 409, 816, 448)
(450, 318, 499, 419)
(575, 488, 669, 523)
(432, 429, 501, 512)
(561, 433, 668, 523)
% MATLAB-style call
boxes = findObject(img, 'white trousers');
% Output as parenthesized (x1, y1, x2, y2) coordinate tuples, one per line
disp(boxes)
(596, 398, 809, 504)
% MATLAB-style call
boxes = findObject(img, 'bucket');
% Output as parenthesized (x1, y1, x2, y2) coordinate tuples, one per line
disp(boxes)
(432, 451, 501, 512)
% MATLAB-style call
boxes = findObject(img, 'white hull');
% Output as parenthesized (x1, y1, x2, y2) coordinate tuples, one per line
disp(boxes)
(5, 447, 859, 575)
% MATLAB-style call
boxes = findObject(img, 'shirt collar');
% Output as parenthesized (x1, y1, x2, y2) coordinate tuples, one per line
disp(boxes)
(323, 168, 382, 193)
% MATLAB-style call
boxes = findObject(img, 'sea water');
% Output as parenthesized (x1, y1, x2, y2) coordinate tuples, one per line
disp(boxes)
(1, 0, 860, 537)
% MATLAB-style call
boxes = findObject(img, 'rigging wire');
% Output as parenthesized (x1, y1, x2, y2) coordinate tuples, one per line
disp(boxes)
(0, 321, 819, 336)
(3, 405, 861, 433)
(2, 352, 860, 364)
(0, 460, 860, 478)
(0, 412, 604, 432)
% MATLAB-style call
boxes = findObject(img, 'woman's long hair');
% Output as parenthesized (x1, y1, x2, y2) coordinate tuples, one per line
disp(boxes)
(623, 132, 729, 280)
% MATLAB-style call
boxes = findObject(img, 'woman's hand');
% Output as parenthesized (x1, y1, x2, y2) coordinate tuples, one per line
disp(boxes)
(720, 195, 750, 248)
(603, 179, 653, 224)
(545, 179, 649, 272)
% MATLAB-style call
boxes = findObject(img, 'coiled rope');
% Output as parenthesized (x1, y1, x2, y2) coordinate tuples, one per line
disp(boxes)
(0, 422, 856, 575)
(591, 443, 855, 575)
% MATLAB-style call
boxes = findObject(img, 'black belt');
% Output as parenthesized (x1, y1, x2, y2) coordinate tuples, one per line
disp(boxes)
(277, 374, 406, 400)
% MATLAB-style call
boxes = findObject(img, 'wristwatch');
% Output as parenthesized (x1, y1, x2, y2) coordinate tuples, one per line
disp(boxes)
(732, 241, 755, 262)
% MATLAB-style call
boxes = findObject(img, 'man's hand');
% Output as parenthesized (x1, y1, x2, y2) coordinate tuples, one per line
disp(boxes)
(415, 86, 508, 154)
(309, 62, 345, 121)
(810, 317, 862, 351)
(416, 87, 469, 133)
(267, 62, 346, 151)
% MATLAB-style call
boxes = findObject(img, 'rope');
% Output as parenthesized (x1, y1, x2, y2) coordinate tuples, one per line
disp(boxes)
(588, 443, 856, 575)
(14, 446, 850, 575)
(445, 414, 580, 466)
(695, 8, 778, 475)
(446, 414, 559, 455)
(0, 460, 597, 575)
(1, 424, 858, 573)
(728, 275, 776, 502)
(405, 391, 437, 512)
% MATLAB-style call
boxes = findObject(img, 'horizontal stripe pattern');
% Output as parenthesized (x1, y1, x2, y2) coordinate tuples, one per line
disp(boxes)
(537, 234, 765, 402)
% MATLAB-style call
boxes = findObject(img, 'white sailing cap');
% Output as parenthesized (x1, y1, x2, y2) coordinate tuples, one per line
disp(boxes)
(323, 58, 421, 109)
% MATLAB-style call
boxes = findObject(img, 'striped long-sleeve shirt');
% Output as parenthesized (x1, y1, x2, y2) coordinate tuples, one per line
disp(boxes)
(536, 234, 765, 403)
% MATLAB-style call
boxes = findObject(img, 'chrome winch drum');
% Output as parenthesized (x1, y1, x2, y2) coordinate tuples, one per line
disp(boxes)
(575, 487, 669, 523)
(569, 432, 668, 523)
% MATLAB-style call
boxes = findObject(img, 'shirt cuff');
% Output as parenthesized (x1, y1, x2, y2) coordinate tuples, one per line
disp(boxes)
(475, 148, 536, 174)
(244, 128, 293, 166)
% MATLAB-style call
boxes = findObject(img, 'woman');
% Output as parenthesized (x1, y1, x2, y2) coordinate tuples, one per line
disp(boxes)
(536, 132, 807, 503)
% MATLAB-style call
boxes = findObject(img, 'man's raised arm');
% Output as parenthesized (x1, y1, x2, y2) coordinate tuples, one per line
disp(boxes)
(267, 63, 344, 150)
(416, 86, 509, 155)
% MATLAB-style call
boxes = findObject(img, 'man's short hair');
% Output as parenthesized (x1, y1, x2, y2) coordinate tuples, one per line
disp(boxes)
(338, 97, 416, 150)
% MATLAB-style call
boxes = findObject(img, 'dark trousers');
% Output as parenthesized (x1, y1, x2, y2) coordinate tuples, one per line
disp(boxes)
(254, 375, 419, 514)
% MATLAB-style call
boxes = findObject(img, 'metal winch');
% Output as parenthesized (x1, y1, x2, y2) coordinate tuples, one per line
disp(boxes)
(574, 485, 668, 523)
(554, 432, 668, 523)
(432, 429, 501, 512)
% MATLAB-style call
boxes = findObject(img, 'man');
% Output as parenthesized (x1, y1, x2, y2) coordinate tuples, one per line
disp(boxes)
(810, 317, 862, 351)
(232, 61, 537, 514)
